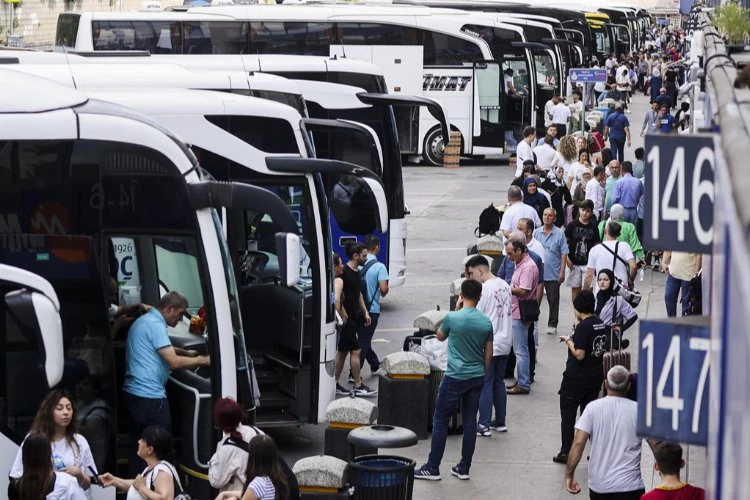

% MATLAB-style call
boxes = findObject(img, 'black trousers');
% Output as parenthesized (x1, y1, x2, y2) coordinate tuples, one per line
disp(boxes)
(505, 323, 536, 379)
(559, 386, 600, 454)
(589, 489, 646, 500)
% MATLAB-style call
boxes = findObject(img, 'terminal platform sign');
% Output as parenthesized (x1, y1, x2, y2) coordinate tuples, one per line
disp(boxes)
(568, 68, 607, 83)
(637, 316, 710, 445)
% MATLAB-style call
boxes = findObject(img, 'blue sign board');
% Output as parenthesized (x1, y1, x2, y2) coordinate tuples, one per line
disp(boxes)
(637, 316, 710, 445)
(568, 68, 607, 83)
(644, 134, 715, 253)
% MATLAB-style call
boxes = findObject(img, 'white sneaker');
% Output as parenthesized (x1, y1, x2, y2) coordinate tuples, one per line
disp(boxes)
(546, 326, 557, 335)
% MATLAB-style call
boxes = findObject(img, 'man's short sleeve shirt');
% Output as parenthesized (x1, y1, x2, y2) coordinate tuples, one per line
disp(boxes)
(441, 308, 492, 380)
(123, 308, 172, 398)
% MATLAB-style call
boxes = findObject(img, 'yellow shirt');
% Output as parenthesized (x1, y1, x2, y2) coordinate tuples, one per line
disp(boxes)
(667, 252, 701, 281)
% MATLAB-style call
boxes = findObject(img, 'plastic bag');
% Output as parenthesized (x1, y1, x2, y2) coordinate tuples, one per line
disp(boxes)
(421, 334, 448, 371)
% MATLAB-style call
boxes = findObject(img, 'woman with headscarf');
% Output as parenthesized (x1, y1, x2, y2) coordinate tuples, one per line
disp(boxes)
(594, 269, 638, 348)
(542, 166, 572, 227)
(523, 176, 550, 220)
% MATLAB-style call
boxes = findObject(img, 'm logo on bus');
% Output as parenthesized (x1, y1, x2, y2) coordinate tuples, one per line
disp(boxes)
(423, 74, 472, 92)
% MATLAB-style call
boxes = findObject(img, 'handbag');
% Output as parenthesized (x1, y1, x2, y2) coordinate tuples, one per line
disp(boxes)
(603, 242, 642, 308)
(519, 299, 540, 322)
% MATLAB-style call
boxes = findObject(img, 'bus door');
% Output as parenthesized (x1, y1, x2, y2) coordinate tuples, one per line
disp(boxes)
(556, 29, 586, 67)
(302, 118, 387, 261)
(472, 61, 504, 151)
(501, 56, 532, 145)
(0, 266, 64, 494)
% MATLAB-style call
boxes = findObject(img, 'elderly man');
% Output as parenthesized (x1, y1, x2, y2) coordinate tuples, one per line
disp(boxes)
(534, 208, 569, 335)
(565, 366, 657, 499)
(598, 204, 645, 262)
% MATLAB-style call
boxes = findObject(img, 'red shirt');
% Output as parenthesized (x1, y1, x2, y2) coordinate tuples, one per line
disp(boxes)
(641, 484, 705, 500)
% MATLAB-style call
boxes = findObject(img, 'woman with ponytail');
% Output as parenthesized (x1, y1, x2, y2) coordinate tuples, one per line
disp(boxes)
(208, 398, 264, 492)
(9, 433, 85, 500)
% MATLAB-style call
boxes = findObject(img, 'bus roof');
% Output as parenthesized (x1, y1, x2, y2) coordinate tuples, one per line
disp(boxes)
(0, 68, 87, 113)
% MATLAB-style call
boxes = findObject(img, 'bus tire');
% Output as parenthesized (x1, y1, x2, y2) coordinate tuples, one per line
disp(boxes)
(422, 127, 446, 166)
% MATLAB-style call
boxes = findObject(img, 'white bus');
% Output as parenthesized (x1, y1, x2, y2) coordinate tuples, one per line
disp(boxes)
(0, 68, 304, 498)
(55, 5, 540, 163)
(6, 61, 390, 424)
(4, 50, 449, 286)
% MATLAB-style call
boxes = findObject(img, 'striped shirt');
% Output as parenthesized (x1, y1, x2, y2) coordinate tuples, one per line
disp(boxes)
(247, 476, 276, 500)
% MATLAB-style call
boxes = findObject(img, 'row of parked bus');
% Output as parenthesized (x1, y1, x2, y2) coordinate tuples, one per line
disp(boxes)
(54, 0, 652, 164)
(0, 1, 651, 497)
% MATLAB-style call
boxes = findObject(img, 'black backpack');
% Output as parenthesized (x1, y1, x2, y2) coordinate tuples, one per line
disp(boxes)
(225, 436, 301, 500)
(475, 203, 501, 237)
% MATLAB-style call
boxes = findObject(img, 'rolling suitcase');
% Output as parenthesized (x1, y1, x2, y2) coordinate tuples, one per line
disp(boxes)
(602, 324, 630, 374)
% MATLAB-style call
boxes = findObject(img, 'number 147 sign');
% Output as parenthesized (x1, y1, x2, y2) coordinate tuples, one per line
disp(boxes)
(637, 317, 710, 445)
(644, 135, 714, 253)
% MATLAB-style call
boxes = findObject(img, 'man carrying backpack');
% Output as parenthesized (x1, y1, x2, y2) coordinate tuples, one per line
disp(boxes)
(357, 234, 389, 378)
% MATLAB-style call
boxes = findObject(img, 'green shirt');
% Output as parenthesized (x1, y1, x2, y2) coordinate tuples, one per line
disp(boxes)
(598, 220, 645, 260)
(440, 307, 493, 380)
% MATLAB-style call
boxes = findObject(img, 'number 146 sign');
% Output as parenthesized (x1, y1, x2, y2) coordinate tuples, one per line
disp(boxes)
(637, 317, 710, 445)
(644, 135, 714, 253)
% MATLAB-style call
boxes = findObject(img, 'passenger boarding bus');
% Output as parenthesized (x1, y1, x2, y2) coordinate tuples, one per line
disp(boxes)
(54, 5, 538, 163)
(5, 61, 390, 426)
(0, 68, 306, 498)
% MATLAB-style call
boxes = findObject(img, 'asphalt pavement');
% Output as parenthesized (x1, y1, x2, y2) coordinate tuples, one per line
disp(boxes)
(267, 90, 707, 499)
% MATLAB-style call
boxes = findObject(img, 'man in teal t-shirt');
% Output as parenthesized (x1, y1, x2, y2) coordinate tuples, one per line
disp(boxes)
(415, 280, 493, 482)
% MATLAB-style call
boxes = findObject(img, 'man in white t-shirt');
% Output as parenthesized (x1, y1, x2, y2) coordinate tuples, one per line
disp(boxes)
(465, 255, 513, 436)
(584, 221, 636, 293)
(532, 134, 557, 173)
(565, 366, 655, 499)
(585, 166, 606, 221)
(550, 95, 571, 137)
(500, 185, 541, 240)
(515, 126, 537, 177)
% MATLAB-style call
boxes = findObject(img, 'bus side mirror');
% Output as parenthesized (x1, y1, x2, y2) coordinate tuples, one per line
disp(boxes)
(275, 232, 301, 287)
(4, 289, 64, 388)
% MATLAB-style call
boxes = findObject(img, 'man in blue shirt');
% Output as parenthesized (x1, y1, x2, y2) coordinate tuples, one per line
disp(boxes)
(612, 162, 645, 224)
(123, 291, 210, 475)
(357, 234, 389, 377)
(414, 280, 492, 482)
(603, 103, 631, 163)
(657, 104, 676, 134)
(533, 208, 569, 335)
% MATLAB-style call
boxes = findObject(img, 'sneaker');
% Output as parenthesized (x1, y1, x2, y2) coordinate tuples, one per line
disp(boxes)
(336, 384, 350, 396)
(353, 384, 377, 397)
(414, 465, 441, 481)
(450, 466, 470, 480)
(491, 423, 508, 433)
(546, 326, 557, 335)
(347, 373, 355, 384)
(476, 425, 492, 437)
(553, 452, 569, 464)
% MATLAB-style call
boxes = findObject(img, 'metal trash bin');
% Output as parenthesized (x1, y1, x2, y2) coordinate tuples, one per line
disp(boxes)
(349, 455, 415, 500)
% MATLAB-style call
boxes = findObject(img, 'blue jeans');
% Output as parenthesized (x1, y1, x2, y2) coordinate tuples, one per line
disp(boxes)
(512, 319, 531, 390)
(505, 130, 518, 153)
(479, 355, 508, 428)
(124, 392, 171, 476)
(427, 375, 484, 473)
(665, 274, 692, 317)
(622, 207, 639, 224)
(610, 137, 625, 163)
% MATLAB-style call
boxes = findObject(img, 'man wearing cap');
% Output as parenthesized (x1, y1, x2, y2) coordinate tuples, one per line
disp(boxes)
(565, 366, 657, 499)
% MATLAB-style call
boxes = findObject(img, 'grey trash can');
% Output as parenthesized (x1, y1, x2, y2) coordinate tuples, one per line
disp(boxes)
(349, 455, 415, 500)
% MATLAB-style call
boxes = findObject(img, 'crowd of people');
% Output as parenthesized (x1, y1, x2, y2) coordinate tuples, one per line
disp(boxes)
(413, 39, 705, 499)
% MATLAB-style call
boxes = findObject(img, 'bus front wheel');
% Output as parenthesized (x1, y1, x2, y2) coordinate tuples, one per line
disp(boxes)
(422, 127, 445, 166)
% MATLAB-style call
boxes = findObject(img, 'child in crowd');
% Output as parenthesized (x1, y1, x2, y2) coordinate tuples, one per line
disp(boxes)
(641, 442, 705, 500)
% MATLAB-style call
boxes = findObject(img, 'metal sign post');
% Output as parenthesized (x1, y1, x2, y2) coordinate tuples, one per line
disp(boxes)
(568, 68, 607, 134)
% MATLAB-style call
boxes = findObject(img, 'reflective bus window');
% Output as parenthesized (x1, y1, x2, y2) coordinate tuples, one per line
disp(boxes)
(198, 21, 248, 53)
(423, 31, 484, 65)
(339, 23, 420, 45)
(92, 21, 180, 53)
(205, 115, 300, 154)
(153, 237, 204, 318)
(250, 22, 334, 56)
